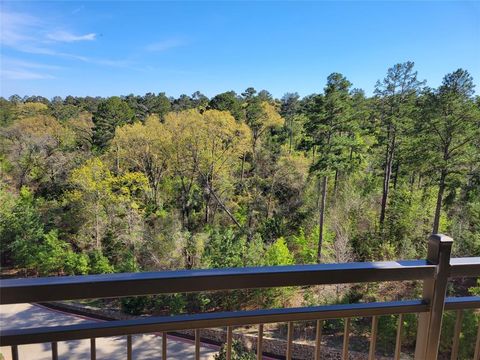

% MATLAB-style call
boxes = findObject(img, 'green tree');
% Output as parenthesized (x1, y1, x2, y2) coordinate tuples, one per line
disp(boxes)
(92, 97, 134, 149)
(374, 62, 425, 229)
(305, 73, 361, 262)
(208, 91, 245, 122)
(280, 92, 301, 152)
(420, 69, 480, 233)
(65, 157, 148, 259)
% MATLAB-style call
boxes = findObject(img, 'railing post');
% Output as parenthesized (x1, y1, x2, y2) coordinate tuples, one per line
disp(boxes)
(414, 234, 453, 360)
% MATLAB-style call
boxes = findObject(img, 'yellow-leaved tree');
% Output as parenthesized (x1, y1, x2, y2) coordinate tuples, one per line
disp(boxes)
(111, 109, 252, 230)
(65, 157, 148, 257)
(164, 109, 252, 228)
(111, 115, 172, 208)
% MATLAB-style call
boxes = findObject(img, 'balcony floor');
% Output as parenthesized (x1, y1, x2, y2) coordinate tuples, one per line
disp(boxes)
(0, 303, 217, 360)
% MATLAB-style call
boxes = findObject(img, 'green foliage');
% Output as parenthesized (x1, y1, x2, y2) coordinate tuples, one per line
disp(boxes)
(440, 310, 479, 359)
(0, 186, 91, 275)
(264, 237, 294, 266)
(92, 97, 135, 149)
(36, 230, 71, 275)
(214, 340, 256, 360)
(1, 66, 479, 353)
(120, 296, 150, 315)
(202, 228, 247, 268)
(376, 314, 417, 356)
(88, 250, 114, 274)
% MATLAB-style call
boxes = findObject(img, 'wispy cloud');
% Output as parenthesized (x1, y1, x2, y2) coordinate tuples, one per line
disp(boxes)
(0, 11, 40, 47)
(47, 31, 96, 43)
(71, 5, 85, 15)
(1, 57, 57, 80)
(2, 57, 61, 70)
(146, 38, 186, 52)
(2, 69, 55, 80)
(1, 9, 130, 69)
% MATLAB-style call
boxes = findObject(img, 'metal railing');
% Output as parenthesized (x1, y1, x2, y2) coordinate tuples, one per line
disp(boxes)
(1, 234, 479, 360)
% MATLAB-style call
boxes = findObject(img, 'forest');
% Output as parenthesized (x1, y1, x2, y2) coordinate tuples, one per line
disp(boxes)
(1, 62, 479, 356)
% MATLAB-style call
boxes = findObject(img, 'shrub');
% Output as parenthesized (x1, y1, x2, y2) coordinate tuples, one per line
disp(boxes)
(214, 340, 256, 360)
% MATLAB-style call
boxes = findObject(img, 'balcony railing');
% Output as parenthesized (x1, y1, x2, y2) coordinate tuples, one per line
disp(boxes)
(1, 234, 479, 360)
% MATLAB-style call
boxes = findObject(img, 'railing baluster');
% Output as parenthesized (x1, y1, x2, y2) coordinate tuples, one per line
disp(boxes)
(127, 335, 132, 360)
(474, 320, 480, 360)
(51, 341, 58, 360)
(314, 320, 323, 360)
(162, 332, 167, 360)
(369, 315, 378, 360)
(195, 329, 200, 360)
(257, 324, 263, 360)
(90, 338, 96, 360)
(11, 345, 18, 360)
(394, 314, 404, 360)
(226, 326, 233, 360)
(286, 322, 293, 360)
(342, 318, 351, 360)
(450, 310, 463, 360)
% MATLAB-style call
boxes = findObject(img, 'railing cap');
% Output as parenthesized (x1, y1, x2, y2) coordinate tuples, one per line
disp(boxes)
(427, 233, 453, 265)
(429, 233, 454, 244)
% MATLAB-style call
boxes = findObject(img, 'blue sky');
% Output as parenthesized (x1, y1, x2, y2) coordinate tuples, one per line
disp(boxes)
(1, 1, 479, 98)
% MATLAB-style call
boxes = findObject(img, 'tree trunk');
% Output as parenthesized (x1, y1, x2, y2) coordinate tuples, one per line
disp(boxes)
(317, 176, 328, 263)
(95, 201, 101, 250)
(333, 170, 339, 201)
(433, 170, 447, 234)
(204, 193, 210, 224)
(289, 118, 293, 153)
(393, 161, 400, 190)
(209, 185, 243, 231)
(240, 152, 246, 184)
(380, 132, 395, 228)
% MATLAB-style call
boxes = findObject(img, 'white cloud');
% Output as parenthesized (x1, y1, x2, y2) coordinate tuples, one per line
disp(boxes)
(72, 6, 85, 15)
(0, 9, 129, 68)
(2, 57, 61, 70)
(47, 31, 96, 43)
(1, 57, 57, 80)
(146, 38, 186, 52)
(0, 11, 39, 47)
(1, 69, 55, 80)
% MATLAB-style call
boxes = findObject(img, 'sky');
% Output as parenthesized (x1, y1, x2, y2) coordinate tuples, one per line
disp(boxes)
(1, 1, 479, 99)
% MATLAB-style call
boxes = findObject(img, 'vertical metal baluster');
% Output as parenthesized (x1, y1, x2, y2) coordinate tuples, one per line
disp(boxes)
(394, 314, 404, 360)
(162, 332, 167, 360)
(314, 320, 323, 360)
(90, 338, 96, 360)
(11, 345, 19, 360)
(286, 322, 293, 360)
(474, 321, 480, 360)
(257, 324, 264, 360)
(226, 326, 233, 360)
(195, 329, 200, 360)
(342, 318, 351, 360)
(368, 316, 379, 360)
(51, 341, 58, 360)
(451, 310, 463, 360)
(127, 335, 132, 360)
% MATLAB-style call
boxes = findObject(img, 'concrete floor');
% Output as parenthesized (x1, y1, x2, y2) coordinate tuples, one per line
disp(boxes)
(0, 303, 218, 360)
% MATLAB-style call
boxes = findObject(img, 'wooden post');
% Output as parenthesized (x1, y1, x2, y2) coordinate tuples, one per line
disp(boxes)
(314, 320, 323, 360)
(286, 322, 293, 360)
(226, 326, 233, 360)
(257, 324, 264, 360)
(195, 329, 200, 360)
(414, 234, 453, 360)
(90, 338, 96, 360)
(368, 316, 378, 360)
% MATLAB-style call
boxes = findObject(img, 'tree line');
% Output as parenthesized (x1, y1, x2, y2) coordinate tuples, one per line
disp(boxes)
(1, 62, 479, 317)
